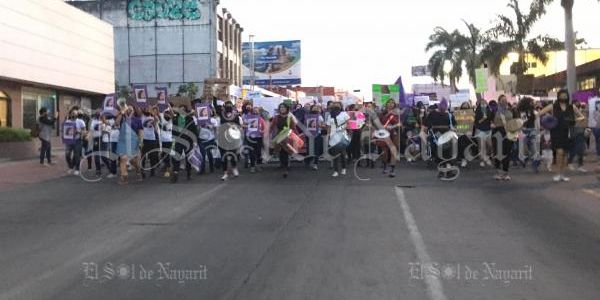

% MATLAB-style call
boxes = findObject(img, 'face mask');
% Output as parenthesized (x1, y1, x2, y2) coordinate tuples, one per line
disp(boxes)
(225, 106, 233, 113)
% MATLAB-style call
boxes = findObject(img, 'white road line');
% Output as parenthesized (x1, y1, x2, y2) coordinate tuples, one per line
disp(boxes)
(395, 187, 448, 300)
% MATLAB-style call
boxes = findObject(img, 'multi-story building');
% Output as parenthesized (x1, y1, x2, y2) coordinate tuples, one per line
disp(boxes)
(68, 0, 243, 98)
(0, 0, 114, 134)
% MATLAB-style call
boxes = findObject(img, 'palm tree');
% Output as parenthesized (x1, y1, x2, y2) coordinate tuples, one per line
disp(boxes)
(480, 0, 563, 76)
(425, 27, 464, 92)
(455, 20, 486, 87)
(425, 21, 485, 92)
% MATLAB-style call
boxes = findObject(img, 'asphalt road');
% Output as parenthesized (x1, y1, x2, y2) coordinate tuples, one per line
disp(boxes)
(1, 161, 600, 300)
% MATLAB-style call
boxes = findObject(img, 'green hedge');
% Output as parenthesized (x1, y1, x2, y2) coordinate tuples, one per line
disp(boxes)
(0, 127, 32, 143)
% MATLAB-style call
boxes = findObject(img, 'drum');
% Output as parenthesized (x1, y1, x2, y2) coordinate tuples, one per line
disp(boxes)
(436, 131, 458, 146)
(373, 129, 391, 147)
(225, 126, 242, 142)
(282, 131, 305, 154)
(505, 119, 524, 132)
(373, 129, 390, 139)
(273, 128, 291, 146)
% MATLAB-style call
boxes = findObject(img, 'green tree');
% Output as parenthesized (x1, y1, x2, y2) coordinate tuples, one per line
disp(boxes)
(425, 27, 464, 92)
(425, 21, 486, 92)
(480, 0, 564, 76)
(178, 82, 199, 99)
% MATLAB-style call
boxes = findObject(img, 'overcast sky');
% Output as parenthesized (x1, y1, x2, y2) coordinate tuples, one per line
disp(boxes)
(220, 0, 599, 95)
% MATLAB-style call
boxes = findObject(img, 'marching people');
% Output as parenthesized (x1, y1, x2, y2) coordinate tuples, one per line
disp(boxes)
(197, 105, 219, 175)
(474, 99, 493, 167)
(218, 101, 243, 181)
(242, 102, 266, 174)
(89, 109, 104, 176)
(304, 104, 325, 171)
(115, 103, 144, 185)
(491, 95, 518, 181)
(326, 101, 350, 178)
(539, 89, 585, 182)
(159, 108, 174, 177)
(421, 99, 458, 178)
(63, 106, 87, 176)
(378, 100, 401, 178)
(100, 112, 119, 178)
(567, 101, 588, 173)
(271, 103, 298, 178)
(140, 106, 160, 178)
(517, 97, 541, 172)
(37, 107, 56, 166)
(171, 104, 198, 183)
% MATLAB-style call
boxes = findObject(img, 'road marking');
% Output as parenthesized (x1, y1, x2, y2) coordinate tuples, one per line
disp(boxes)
(395, 187, 448, 300)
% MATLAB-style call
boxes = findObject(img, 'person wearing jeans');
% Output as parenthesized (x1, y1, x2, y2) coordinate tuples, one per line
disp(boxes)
(62, 107, 87, 175)
(568, 126, 587, 172)
(37, 107, 56, 166)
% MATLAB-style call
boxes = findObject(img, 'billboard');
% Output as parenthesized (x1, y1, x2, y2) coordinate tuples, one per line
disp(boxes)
(412, 65, 431, 77)
(242, 40, 301, 86)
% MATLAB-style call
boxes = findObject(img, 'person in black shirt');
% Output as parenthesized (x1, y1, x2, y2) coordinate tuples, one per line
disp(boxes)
(539, 89, 585, 182)
(474, 100, 493, 167)
(219, 101, 243, 181)
(422, 99, 457, 167)
(517, 97, 541, 172)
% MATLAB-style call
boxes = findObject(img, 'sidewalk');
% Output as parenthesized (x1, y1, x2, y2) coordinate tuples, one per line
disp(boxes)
(0, 150, 67, 192)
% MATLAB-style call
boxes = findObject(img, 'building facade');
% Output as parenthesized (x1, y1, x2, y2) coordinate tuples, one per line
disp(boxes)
(0, 0, 115, 134)
(68, 0, 243, 98)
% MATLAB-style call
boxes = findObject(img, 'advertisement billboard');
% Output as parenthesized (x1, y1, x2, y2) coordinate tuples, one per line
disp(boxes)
(242, 40, 301, 86)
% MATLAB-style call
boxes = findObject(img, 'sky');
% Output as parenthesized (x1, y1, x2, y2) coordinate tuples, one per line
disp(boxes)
(220, 0, 600, 97)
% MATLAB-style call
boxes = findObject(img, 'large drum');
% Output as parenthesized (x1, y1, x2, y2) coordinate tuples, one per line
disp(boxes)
(273, 128, 291, 146)
(436, 131, 458, 147)
(373, 129, 391, 147)
(281, 131, 305, 154)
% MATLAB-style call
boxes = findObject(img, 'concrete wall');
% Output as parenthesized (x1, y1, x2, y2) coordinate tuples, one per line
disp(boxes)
(0, 0, 115, 94)
(70, 0, 218, 98)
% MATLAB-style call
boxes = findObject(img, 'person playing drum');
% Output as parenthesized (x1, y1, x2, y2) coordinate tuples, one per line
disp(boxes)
(270, 103, 298, 178)
(378, 100, 401, 178)
(421, 99, 458, 172)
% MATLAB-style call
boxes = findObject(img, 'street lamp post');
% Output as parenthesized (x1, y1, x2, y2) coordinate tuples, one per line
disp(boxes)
(249, 34, 255, 91)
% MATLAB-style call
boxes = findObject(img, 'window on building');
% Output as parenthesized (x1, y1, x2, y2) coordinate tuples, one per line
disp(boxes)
(218, 16, 223, 41)
(219, 54, 224, 78)
(578, 77, 596, 91)
(0, 91, 10, 127)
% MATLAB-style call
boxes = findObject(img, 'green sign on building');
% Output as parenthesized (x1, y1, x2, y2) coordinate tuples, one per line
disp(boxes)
(128, 0, 202, 21)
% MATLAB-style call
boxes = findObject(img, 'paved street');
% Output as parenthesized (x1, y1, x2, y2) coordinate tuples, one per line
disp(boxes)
(1, 162, 600, 300)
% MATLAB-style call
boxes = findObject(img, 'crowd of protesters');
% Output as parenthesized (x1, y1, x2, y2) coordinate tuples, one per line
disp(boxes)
(43, 88, 594, 184)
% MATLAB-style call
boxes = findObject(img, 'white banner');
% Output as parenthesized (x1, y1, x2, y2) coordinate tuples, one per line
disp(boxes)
(253, 97, 283, 115)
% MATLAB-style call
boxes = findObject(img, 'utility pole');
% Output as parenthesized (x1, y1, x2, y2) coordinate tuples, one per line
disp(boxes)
(249, 34, 255, 91)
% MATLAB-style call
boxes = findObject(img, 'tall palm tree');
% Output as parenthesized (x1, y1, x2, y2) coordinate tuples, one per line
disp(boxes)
(455, 20, 485, 87)
(425, 27, 464, 92)
(480, 0, 563, 76)
(426, 21, 485, 92)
